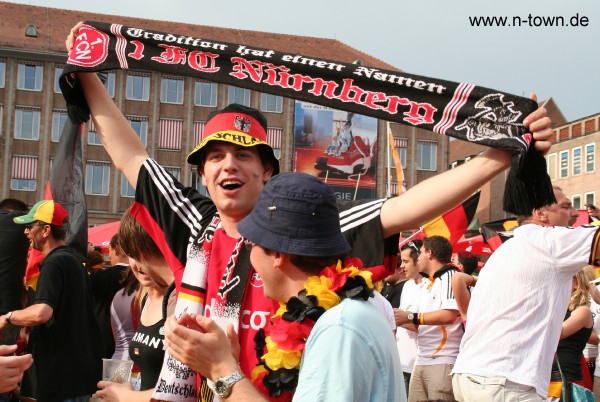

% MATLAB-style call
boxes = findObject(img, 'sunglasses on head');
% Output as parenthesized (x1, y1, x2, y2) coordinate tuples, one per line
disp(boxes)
(408, 241, 420, 256)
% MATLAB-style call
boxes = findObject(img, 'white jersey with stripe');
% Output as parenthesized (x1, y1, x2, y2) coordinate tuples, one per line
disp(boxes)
(413, 266, 463, 366)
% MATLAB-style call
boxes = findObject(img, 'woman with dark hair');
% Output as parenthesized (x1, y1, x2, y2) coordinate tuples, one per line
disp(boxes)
(94, 210, 174, 401)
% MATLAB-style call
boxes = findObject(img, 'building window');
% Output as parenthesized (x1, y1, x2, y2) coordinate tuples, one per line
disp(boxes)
(585, 192, 595, 209)
(417, 141, 437, 171)
(11, 155, 37, 191)
(572, 147, 582, 176)
(191, 168, 210, 197)
(547, 153, 557, 180)
(160, 76, 184, 104)
(126, 73, 150, 101)
(54, 66, 64, 93)
(559, 150, 569, 178)
(103, 72, 116, 98)
(14, 108, 40, 140)
(85, 162, 111, 195)
(164, 166, 181, 181)
(572, 194, 582, 210)
(195, 81, 217, 106)
(17, 62, 43, 91)
(51, 111, 68, 142)
(388, 137, 407, 169)
(261, 94, 283, 113)
(127, 117, 148, 147)
(87, 120, 102, 145)
(267, 128, 282, 159)
(585, 143, 595, 173)
(194, 121, 206, 146)
(159, 119, 183, 150)
(0, 59, 5, 88)
(120, 173, 135, 198)
(228, 86, 250, 106)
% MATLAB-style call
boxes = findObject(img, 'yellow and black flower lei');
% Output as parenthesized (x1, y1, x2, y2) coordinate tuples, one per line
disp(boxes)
(252, 258, 374, 401)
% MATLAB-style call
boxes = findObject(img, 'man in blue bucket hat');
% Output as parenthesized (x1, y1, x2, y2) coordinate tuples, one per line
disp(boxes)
(164, 172, 405, 401)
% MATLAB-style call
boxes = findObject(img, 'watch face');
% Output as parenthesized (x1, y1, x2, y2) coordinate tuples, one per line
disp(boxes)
(215, 380, 228, 397)
(407, 313, 414, 320)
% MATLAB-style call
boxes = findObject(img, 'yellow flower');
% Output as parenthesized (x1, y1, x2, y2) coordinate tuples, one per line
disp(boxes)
(251, 365, 268, 380)
(273, 302, 287, 318)
(339, 263, 374, 289)
(355, 270, 374, 289)
(305, 276, 340, 310)
(262, 337, 302, 370)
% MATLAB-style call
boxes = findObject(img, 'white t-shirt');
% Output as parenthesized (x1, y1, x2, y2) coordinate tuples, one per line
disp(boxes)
(396, 280, 419, 373)
(412, 267, 463, 365)
(369, 291, 396, 330)
(453, 224, 600, 398)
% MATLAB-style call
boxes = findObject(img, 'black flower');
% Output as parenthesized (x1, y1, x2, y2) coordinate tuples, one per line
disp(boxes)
(339, 275, 373, 301)
(282, 291, 325, 323)
(254, 329, 267, 361)
(263, 368, 299, 397)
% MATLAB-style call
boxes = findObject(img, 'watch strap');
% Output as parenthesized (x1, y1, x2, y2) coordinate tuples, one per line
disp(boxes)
(215, 370, 244, 398)
(5, 311, 13, 325)
(411, 313, 420, 326)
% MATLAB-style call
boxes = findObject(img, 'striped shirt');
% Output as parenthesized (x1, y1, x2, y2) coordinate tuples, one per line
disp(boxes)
(452, 224, 600, 398)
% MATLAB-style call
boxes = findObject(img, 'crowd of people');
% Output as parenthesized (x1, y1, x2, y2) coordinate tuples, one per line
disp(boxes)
(2, 20, 600, 402)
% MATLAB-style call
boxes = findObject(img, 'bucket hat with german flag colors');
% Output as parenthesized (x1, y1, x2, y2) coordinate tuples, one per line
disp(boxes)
(13, 200, 68, 226)
(186, 103, 280, 175)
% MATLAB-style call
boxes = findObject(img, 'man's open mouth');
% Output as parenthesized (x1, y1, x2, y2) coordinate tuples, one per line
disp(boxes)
(220, 180, 243, 190)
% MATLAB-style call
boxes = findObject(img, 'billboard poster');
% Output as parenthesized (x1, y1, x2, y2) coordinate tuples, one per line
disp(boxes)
(293, 101, 378, 200)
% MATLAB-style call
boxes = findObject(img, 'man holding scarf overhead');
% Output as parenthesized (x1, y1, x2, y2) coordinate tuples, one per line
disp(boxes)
(64, 21, 553, 401)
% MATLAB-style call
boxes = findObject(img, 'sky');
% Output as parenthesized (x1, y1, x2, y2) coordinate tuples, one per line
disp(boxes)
(9, 0, 599, 122)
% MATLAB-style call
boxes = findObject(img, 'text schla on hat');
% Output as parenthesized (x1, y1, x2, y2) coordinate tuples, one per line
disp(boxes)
(211, 132, 263, 145)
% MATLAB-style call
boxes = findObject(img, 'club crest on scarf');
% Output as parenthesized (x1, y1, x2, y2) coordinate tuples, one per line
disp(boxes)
(234, 115, 252, 133)
(456, 93, 523, 141)
(67, 25, 110, 67)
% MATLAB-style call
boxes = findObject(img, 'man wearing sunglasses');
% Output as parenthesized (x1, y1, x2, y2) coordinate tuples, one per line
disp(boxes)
(0, 200, 102, 402)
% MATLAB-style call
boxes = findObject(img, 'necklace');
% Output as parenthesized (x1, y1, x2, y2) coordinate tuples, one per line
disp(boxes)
(251, 257, 374, 400)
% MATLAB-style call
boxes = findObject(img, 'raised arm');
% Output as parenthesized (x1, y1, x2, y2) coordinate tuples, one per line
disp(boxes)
(66, 23, 148, 188)
(380, 94, 554, 238)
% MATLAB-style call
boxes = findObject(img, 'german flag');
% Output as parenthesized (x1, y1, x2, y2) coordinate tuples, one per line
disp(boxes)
(481, 218, 518, 251)
(24, 248, 44, 290)
(420, 192, 480, 244)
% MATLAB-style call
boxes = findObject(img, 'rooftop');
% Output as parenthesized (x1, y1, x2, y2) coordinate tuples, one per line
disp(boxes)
(0, 1, 399, 70)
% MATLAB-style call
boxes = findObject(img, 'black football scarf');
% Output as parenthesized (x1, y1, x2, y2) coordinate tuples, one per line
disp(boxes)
(59, 21, 554, 214)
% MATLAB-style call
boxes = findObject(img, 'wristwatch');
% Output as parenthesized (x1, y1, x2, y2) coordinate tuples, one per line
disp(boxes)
(214, 370, 245, 398)
(5, 311, 13, 325)
(407, 312, 419, 326)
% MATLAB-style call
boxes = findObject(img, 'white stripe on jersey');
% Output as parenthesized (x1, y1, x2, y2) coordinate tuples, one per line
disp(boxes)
(145, 159, 204, 238)
(339, 199, 385, 232)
